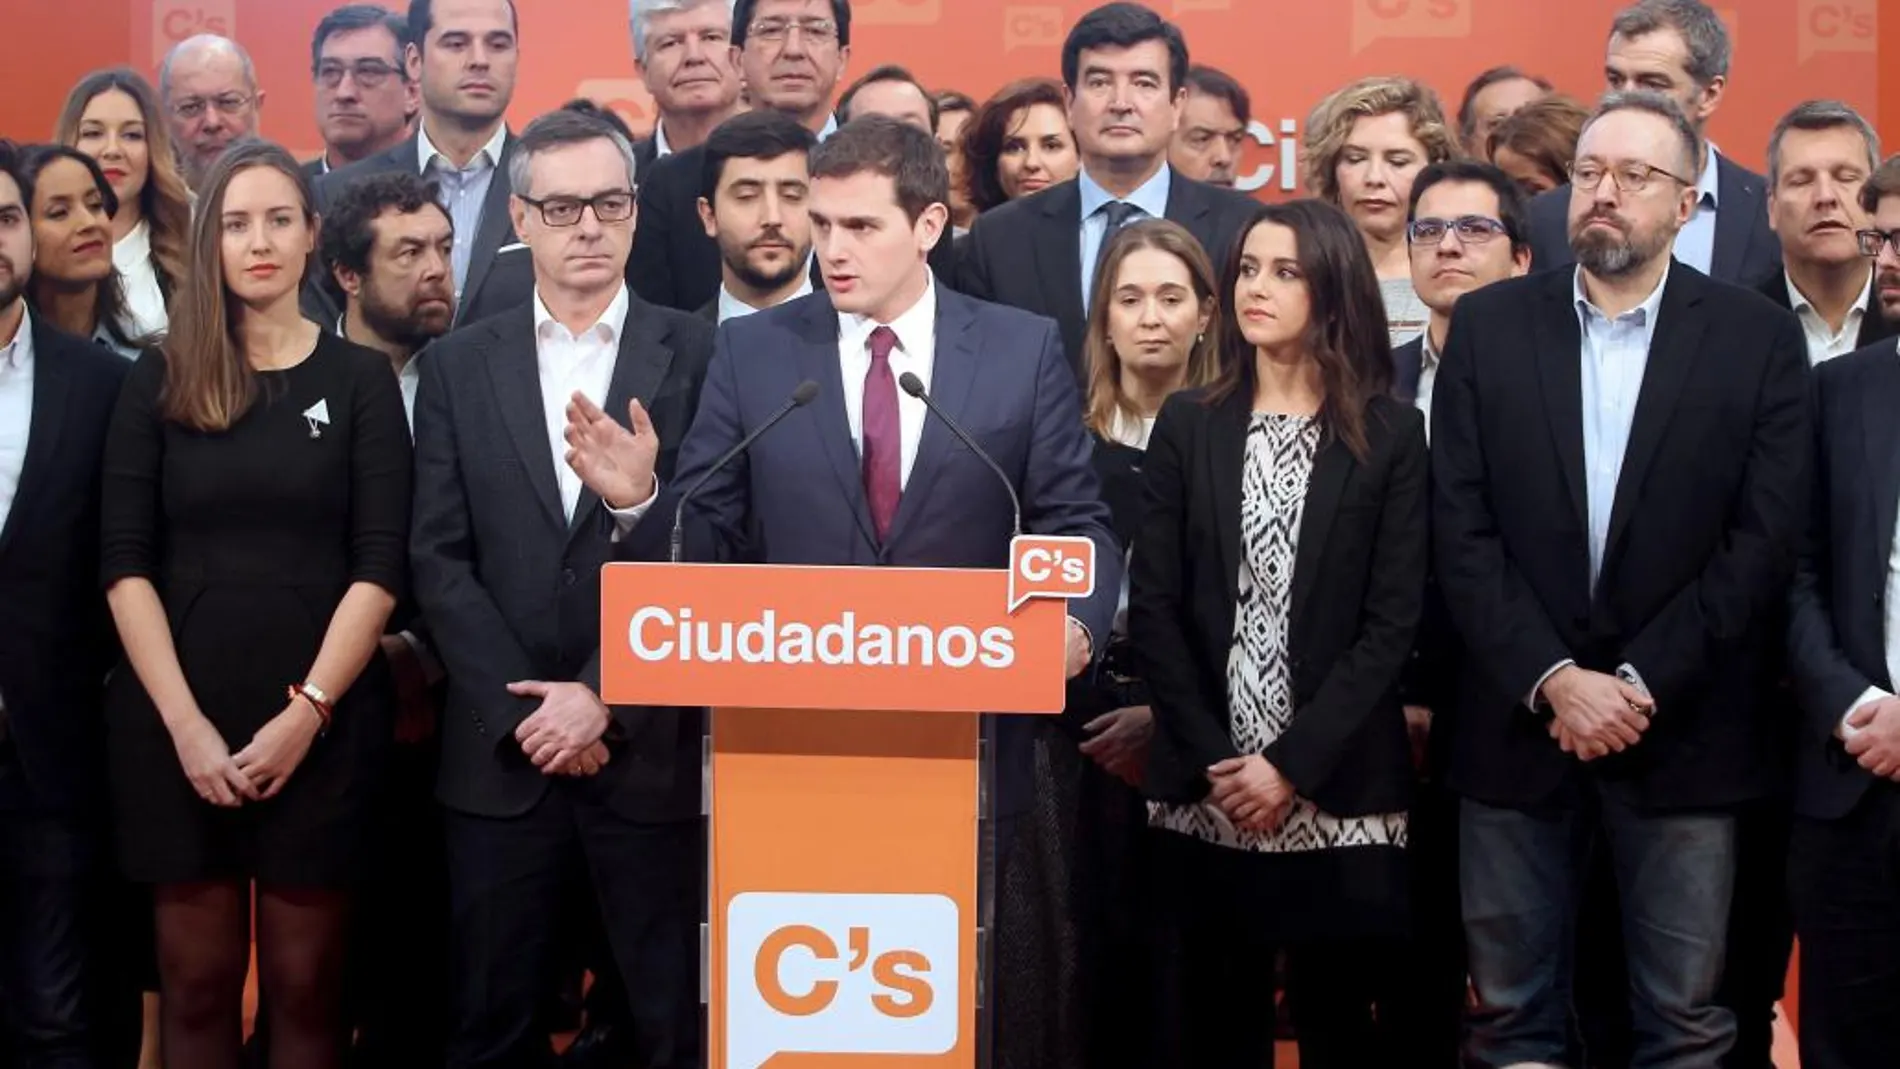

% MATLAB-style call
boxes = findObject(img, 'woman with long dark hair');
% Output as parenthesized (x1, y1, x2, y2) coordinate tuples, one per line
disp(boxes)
(1133, 199, 1428, 1067)
(960, 77, 1080, 214)
(56, 67, 192, 339)
(100, 139, 410, 1069)
(15, 144, 144, 355)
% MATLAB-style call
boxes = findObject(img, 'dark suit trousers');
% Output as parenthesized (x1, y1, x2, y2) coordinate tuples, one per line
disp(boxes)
(0, 793, 97, 1069)
(1788, 783, 1900, 1069)
(444, 784, 702, 1069)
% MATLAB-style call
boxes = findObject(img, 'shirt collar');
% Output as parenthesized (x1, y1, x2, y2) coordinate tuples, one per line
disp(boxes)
(816, 113, 839, 142)
(418, 121, 508, 175)
(1574, 259, 1671, 328)
(653, 122, 673, 158)
(533, 284, 631, 348)
(718, 271, 814, 324)
(1695, 141, 1720, 209)
(1419, 327, 1441, 371)
(0, 305, 33, 372)
(838, 271, 937, 356)
(1078, 163, 1172, 225)
(1785, 268, 1873, 320)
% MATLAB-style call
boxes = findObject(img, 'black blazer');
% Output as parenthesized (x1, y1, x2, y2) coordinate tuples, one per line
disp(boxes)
(1754, 269, 1899, 353)
(1526, 151, 1781, 287)
(1788, 338, 1900, 820)
(410, 292, 713, 822)
(960, 171, 1259, 384)
(631, 136, 660, 180)
(0, 321, 128, 813)
(1131, 390, 1429, 816)
(627, 143, 962, 312)
(318, 129, 533, 330)
(1431, 264, 1810, 811)
(1391, 336, 1424, 405)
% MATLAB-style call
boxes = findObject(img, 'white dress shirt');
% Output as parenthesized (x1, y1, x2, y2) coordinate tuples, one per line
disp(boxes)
(531, 286, 658, 533)
(716, 272, 813, 324)
(0, 307, 34, 537)
(838, 273, 938, 489)
(652, 121, 673, 160)
(1672, 142, 1722, 275)
(419, 121, 509, 301)
(1787, 269, 1873, 366)
(112, 220, 168, 343)
(1415, 330, 1441, 440)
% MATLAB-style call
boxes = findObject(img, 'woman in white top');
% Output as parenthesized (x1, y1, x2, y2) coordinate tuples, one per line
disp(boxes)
(1302, 77, 1458, 349)
(56, 68, 191, 343)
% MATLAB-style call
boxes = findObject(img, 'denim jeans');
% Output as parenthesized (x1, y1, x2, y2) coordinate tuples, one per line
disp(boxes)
(1460, 789, 1738, 1069)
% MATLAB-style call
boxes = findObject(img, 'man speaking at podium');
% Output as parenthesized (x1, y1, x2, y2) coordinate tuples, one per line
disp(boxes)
(568, 112, 1122, 1040)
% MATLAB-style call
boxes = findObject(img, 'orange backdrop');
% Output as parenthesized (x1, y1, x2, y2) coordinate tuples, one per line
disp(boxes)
(0, 0, 1887, 193)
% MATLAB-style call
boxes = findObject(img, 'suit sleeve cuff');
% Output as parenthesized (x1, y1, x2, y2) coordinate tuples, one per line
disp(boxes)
(1528, 659, 1575, 713)
(608, 476, 661, 543)
(399, 630, 446, 687)
(1842, 686, 1892, 740)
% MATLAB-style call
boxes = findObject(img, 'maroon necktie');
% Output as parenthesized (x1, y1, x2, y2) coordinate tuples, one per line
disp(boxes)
(862, 325, 902, 542)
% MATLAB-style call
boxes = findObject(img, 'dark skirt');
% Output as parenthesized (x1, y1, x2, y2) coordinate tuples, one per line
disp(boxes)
(1150, 826, 1410, 946)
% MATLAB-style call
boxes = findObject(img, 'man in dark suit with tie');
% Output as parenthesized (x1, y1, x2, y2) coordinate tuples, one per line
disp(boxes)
(1785, 331, 1900, 1069)
(1432, 93, 1809, 1068)
(1524, 0, 1779, 287)
(321, 0, 532, 331)
(409, 109, 711, 1069)
(959, 2, 1257, 385)
(0, 144, 131, 1068)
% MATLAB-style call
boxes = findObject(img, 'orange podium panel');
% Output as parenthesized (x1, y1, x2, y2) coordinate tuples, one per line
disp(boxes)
(600, 540, 1093, 1069)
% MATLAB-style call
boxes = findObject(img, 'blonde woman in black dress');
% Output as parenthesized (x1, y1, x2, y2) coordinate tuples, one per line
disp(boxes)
(101, 140, 410, 1069)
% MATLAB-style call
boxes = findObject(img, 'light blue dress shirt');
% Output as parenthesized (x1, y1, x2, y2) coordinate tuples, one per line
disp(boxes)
(1670, 142, 1721, 275)
(1078, 165, 1172, 312)
(419, 122, 509, 302)
(1576, 262, 1669, 586)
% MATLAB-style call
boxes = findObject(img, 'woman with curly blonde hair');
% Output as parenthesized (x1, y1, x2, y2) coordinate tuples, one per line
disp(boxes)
(1303, 76, 1458, 347)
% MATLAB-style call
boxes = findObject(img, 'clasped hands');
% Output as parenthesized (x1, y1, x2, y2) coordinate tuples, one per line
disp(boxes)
(1541, 665, 1655, 762)
(508, 681, 613, 778)
(1206, 753, 1295, 835)
(171, 697, 326, 808)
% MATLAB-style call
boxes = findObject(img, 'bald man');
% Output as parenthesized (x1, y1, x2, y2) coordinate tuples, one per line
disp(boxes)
(160, 34, 265, 188)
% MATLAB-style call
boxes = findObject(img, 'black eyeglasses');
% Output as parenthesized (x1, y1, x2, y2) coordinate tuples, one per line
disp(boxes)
(1856, 228, 1900, 258)
(747, 17, 839, 46)
(315, 59, 403, 89)
(1568, 160, 1693, 194)
(1407, 215, 1510, 246)
(517, 190, 637, 227)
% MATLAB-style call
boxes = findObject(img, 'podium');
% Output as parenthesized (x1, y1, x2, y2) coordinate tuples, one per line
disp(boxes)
(600, 538, 1095, 1069)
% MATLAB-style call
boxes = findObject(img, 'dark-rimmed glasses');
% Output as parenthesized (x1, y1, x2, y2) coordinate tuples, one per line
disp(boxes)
(517, 191, 637, 227)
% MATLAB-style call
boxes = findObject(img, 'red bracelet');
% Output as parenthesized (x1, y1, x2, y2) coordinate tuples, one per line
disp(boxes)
(287, 683, 333, 734)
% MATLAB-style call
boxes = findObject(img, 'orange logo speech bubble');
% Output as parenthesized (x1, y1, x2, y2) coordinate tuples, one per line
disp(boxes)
(1002, 5, 1066, 52)
(1351, 0, 1470, 54)
(1797, 0, 1874, 63)
(1008, 535, 1096, 614)
(152, 0, 235, 65)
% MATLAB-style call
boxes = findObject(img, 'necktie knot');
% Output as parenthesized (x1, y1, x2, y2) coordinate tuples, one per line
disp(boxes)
(869, 325, 899, 365)
(1100, 200, 1139, 234)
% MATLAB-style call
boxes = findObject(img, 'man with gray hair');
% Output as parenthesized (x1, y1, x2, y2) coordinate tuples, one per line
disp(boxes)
(1758, 100, 1894, 363)
(1526, 0, 1780, 285)
(1432, 90, 1809, 1069)
(159, 34, 264, 188)
(628, 0, 742, 175)
(411, 107, 711, 1069)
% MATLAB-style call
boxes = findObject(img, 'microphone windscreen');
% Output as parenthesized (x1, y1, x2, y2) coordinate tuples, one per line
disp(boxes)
(791, 380, 820, 406)
(897, 371, 927, 398)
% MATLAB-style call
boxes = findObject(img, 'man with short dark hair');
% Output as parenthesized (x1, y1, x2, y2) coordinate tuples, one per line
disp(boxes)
(627, 0, 858, 311)
(322, 0, 532, 330)
(1857, 157, 1900, 322)
(1433, 92, 1809, 1068)
(308, 4, 418, 179)
(1525, 0, 1780, 284)
(323, 171, 456, 420)
(961, 1, 1256, 384)
(1758, 100, 1894, 362)
(695, 109, 816, 321)
(1456, 65, 1550, 158)
(837, 64, 936, 131)
(1169, 64, 1249, 188)
(627, 0, 743, 174)
(0, 138, 130, 1069)
(411, 109, 711, 1069)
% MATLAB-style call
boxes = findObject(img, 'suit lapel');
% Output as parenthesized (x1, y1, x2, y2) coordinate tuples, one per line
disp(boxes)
(484, 309, 565, 532)
(1032, 184, 1086, 338)
(1165, 177, 1219, 261)
(458, 132, 517, 325)
(1208, 392, 1247, 600)
(792, 296, 878, 550)
(884, 292, 978, 548)
(0, 327, 69, 557)
(1603, 269, 1706, 569)
(566, 300, 674, 542)
(1709, 157, 1760, 284)
(1858, 282, 1893, 348)
(1534, 273, 1589, 532)
(1290, 429, 1352, 632)
(1864, 358, 1900, 587)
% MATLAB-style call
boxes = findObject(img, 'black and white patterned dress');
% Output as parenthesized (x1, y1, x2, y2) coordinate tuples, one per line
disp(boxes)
(1151, 413, 1408, 904)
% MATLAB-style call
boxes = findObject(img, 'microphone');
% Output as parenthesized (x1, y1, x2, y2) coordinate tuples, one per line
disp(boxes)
(898, 371, 1021, 539)
(670, 380, 820, 563)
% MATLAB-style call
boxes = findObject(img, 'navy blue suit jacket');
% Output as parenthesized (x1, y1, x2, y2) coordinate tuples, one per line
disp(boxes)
(662, 284, 1122, 813)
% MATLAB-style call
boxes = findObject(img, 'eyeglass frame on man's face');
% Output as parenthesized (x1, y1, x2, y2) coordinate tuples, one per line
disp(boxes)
(170, 92, 256, 122)
(1407, 214, 1510, 247)
(746, 17, 839, 48)
(314, 59, 406, 90)
(1567, 158, 1693, 195)
(517, 189, 639, 228)
(1855, 228, 1900, 258)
